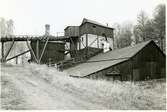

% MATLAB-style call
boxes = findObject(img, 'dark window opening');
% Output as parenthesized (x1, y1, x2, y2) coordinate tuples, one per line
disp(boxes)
(93, 25, 96, 28)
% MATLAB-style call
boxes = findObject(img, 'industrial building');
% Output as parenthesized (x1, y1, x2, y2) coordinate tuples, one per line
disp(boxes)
(66, 40, 166, 81)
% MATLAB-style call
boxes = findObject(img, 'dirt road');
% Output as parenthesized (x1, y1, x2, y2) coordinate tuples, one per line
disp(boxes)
(1, 64, 166, 110)
(1, 65, 105, 109)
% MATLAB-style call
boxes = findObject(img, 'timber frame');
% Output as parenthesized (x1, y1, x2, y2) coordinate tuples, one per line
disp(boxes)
(0, 35, 69, 64)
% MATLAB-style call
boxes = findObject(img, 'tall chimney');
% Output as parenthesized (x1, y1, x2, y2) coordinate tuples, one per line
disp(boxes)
(45, 24, 50, 35)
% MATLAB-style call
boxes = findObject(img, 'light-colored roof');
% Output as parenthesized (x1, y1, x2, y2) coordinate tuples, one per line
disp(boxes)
(81, 18, 114, 29)
(65, 40, 152, 77)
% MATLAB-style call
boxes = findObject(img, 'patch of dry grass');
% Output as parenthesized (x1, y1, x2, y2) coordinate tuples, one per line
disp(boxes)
(26, 63, 166, 110)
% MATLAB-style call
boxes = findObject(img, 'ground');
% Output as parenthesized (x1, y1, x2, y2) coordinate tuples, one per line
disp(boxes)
(0, 63, 166, 110)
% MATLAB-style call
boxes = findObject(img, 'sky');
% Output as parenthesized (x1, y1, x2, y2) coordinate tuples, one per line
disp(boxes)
(0, 0, 165, 35)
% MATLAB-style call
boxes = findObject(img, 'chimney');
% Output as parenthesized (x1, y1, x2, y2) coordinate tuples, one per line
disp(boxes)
(45, 24, 50, 35)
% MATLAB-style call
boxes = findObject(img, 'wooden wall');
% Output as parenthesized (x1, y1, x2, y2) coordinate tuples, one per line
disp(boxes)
(84, 42, 166, 81)
(30, 41, 65, 64)
(64, 26, 79, 37)
(79, 22, 113, 38)
(131, 42, 166, 80)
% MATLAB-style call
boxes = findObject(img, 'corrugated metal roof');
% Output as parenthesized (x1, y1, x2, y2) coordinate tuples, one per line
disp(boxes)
(81, 18, 114, 30)
(65, 40, 152, 77)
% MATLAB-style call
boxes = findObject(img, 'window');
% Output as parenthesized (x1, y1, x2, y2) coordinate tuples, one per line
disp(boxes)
(93, 25, 96, 28)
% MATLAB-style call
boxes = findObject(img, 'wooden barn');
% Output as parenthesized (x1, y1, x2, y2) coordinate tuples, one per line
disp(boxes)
(66, 40, 166, 81)
(30, 41, 65, 64)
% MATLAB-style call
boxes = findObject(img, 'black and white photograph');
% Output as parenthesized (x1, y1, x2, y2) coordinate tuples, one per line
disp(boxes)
(0, 0, 166, 110)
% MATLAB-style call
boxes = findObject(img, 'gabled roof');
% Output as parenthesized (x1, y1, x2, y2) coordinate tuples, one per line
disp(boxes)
(81, 18, 114, 30)
(65, 40, 157, 77)
(64, 26, 79, 30)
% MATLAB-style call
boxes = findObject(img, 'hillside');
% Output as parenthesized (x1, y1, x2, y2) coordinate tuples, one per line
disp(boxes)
(0, 63, 166, 110)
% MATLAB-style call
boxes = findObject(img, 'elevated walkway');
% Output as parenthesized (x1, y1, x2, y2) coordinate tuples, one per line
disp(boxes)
(0, 35, 68, 42)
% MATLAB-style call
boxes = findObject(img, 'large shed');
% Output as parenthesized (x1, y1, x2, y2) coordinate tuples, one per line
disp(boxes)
(66, 40, 166, 81)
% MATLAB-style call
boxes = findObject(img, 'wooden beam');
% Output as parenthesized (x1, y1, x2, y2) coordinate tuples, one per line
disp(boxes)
(39, 37, 49, 63)
(86, 34, 88, 47)
(69, 37, 77, 57)
(36, 40, 39, 60)
(4, 40, 15, 59)
(26, 39, 38, 63)
(88, 37, 98, 47)
(86, 34, 88, 57)
(6, 50, 30, 62)
(81, 38, 86, 48)
(0, 35, 68, 42)
(79, 37, 81, 50)
(1, 42, 5, 62)
(97, 35, 99, 48)
(16, 57, 18, 64)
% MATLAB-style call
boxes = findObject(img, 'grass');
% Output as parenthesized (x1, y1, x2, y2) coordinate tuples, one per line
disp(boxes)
(27, 63, 166, 109)
(1, 63, 166, 110)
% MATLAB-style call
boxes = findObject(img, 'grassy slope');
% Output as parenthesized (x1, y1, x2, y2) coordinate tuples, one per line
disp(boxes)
(0, 63, 166, 110)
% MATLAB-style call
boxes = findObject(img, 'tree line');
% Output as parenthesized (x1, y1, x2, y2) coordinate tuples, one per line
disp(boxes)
(0, 18, 28, 64)
(113, 4, 165, 52)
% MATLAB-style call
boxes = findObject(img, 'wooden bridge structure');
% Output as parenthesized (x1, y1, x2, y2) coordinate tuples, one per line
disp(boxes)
(0, 35, 69, 64)
(0, 18, 114, 70)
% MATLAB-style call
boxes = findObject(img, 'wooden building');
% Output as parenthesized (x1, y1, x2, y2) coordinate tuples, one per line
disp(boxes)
(66, 40, 166, 81)
(80, 18, 114, 37)
(30, 41, 65, 64)
(64, 18, 114, 58)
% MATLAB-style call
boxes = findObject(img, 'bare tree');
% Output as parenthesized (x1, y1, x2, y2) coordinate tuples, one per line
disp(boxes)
(153, 4, 166, 52)
(113, 22, 133, 48)
(112, 23, 121, 49)
(134, 11, 149, 43)
(0, 18, 15, 61)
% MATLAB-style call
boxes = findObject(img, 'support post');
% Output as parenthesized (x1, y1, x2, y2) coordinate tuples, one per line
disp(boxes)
(70, 37, 77, 57)
(79, 37, 81, 50)
(26, 39, 38, 63)
(86, 34, 88, 58)
(97, 35, 99, 48)
(39, 37, 49, 63)
(16, 57, 18, 64)
(36, 40, 39, 61)
(1, 42, 5, 62)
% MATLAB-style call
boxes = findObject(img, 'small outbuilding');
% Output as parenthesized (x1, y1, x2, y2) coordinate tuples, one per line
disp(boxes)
(66, 40, 166, 81)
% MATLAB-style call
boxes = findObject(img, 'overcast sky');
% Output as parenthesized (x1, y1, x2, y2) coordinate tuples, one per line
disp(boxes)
(0, 0, 165, 35)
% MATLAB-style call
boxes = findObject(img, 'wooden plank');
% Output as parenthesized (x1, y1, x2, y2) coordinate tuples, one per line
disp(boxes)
(26, 39, 38, 63)
(0, 35, 68, 42)
(86, 34, 88, 57)
(36, 40, 39, 60)
(16, 57, 18, 64)
(97, 35, 99, 48)
(1, 42, 4, 62)
(69, 37, 77, 57)
(88, 37, 98, 47)
(79, 37, 81, 50)
(39, 37, 49, 63)
(6, 50, 30, 62)
(4, 40, 15, 59)
(86, 34, 88, 47)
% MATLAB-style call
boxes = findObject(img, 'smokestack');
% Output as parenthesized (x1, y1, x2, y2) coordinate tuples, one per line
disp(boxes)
(45, 24, 50, 35)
